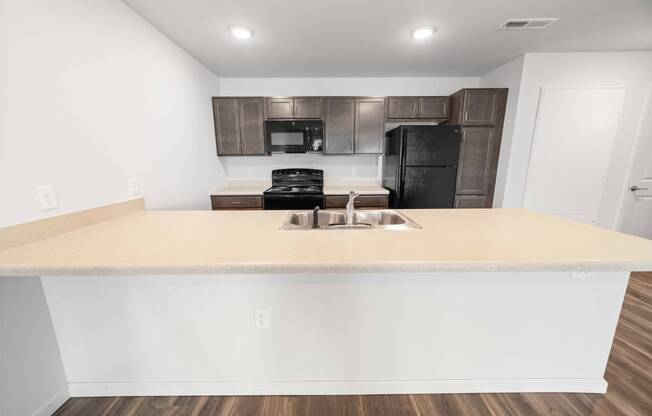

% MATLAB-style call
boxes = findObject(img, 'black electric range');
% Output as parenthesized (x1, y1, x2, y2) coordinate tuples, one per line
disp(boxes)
(263, 169, 324, 210)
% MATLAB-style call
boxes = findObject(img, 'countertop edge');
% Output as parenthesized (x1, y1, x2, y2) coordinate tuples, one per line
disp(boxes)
(3, 261, 650, 277)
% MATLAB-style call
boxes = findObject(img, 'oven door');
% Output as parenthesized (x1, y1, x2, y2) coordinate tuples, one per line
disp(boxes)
(265, 122, 310, 153)
(264, 194, 324, 210)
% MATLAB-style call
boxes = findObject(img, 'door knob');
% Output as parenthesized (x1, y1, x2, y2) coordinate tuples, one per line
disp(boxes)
(630, 185, 648, 192)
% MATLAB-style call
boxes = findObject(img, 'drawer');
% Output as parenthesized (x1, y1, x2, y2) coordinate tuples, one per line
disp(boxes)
(454, 194, 488, 209)
(324, 195, 389, 209)
(211, 195, 263, 210)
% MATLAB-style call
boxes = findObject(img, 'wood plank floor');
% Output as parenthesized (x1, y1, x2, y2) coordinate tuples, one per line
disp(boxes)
(54, 272, 652, 416)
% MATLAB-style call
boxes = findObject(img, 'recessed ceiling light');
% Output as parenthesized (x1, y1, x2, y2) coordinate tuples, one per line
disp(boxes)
(229, 26, 254, 40)
(411, 26, 436, 40)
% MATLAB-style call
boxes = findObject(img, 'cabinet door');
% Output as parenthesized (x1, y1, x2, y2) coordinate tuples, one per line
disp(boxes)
(456, 127, 494, 195)
(324, 97, 355, 154)
(238, 98, 265, 155)
(419, 96, 449, 119)
(264, 97, 293, 119)
(213, 98, 241, 155)
(386, 97, 419, 119)
(324, 195, 389, 209)
(462, 90, 499, 125)
(293, 97, 323, 119)
(355, 97, 385, 154)
(454, 195, 488, 208)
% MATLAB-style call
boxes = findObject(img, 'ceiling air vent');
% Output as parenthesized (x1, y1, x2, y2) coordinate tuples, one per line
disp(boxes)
(498, 18, 559, 30)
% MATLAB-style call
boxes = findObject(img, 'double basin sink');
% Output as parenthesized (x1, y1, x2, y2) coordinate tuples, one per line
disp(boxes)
(280, 209, 421, 230)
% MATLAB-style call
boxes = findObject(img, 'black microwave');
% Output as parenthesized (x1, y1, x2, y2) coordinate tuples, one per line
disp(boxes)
(265, 120, 323, 153)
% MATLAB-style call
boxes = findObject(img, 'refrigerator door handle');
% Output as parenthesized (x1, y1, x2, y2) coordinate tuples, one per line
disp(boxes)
(396, 166, 404, 202)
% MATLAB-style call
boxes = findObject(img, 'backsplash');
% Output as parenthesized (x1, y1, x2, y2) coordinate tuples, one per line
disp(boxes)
(223, 153, 381, 181)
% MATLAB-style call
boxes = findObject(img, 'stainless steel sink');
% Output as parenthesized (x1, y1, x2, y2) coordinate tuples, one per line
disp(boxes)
(280, 209, 421, 230)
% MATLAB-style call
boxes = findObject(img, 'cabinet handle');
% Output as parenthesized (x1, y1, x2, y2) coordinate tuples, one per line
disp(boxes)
(231, 201, 242, 205)
(464, 111, 469, 121)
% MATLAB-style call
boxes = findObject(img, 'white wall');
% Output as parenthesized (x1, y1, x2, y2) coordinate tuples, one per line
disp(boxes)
(1, 277, 68, 416)
(42, 272, 627, 396)
(488, 52, 652, 230)
(225, 154, 380, 182)
(219, 77, 479, 181)
(219, 77, 479, 97)
(480, 55, 525, 208)
(0, 0, 224, 414)
(480, 52, 652, 228)
(0, 0, 225, 228)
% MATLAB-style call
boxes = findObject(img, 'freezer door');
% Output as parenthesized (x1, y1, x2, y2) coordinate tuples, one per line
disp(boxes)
(403, 125, 460, 166)
(398, 166, 457, 208)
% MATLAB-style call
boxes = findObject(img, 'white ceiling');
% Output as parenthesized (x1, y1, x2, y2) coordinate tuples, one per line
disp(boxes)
(123, 0, 652, 77)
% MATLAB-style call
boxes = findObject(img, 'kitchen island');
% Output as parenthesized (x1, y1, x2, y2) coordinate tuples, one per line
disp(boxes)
(1, 202, 651, 397)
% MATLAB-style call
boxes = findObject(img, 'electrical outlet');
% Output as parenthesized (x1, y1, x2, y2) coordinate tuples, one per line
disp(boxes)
(571, 271, 595, 280)
(128, 177, 140, 197)
(254, 309, 270, 329)
(36, 186, 57, 211)
(248, 168, 255, 178)
(351, 168, 358, 177)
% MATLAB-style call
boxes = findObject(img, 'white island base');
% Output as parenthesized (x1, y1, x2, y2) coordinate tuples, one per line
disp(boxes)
(42, 270, 629, 397)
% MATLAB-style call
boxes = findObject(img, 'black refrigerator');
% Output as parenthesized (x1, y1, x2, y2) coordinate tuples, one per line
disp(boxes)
(382, 125, 461, 208)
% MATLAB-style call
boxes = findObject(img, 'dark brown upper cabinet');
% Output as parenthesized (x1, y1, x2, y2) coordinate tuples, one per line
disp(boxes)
(386, 96, 450, 120)
(355, 97, 385, 154)
(264, 97, 323, 119)
(238, 98, 266, 155)
(293, 97, 323, 119)
(386, 97, 419, 119)
(324, 97, 355, 154)
(448, 89, 507, 126)
(212, 97, 265, 156)
(264, 97, 293, 119)
(418, 97, 449, 119)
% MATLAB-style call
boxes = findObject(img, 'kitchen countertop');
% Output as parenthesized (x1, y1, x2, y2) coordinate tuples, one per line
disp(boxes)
(210, 181, 388, 196)
(1, 208, 651, 276)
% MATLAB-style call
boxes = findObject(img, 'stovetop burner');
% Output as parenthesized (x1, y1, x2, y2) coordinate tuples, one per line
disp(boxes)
(264, 185, 323, 195)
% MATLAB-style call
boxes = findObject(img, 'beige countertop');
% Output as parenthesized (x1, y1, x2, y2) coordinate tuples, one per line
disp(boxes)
(1, 208, 651, 276)
(210, 181, 388, 196)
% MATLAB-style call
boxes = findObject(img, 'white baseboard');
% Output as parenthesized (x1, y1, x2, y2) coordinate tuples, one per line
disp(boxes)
(68, 378, 608, 397)
(33, 386, 70, 416)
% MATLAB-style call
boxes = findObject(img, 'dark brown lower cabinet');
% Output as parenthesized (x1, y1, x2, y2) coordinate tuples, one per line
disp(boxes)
(211, 195, 263, 210)
(324, 195, 389, 209)
(454, 195, 488, 209)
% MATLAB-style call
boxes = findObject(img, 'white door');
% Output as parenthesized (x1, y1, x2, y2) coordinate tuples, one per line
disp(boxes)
(523, 87, 624, 225)
(620, 86, 652, 239)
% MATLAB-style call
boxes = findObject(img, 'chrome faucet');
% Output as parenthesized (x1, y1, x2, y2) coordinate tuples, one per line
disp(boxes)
(345, 191, 360, 225)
